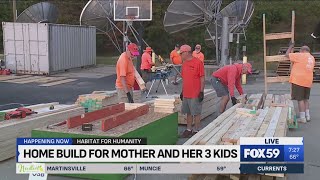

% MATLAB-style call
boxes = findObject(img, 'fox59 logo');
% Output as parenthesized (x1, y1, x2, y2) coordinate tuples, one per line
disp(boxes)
(240, 145, 283, 162)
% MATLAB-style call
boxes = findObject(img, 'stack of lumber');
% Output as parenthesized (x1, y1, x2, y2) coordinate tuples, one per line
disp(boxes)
(0, 103, 85, 161)
(75, 91, 118, 107)
(154, 96, 181, 114)
(185, 93, 294, 180)
(152, 89, 220, 124)
(244, 94, 264, 109)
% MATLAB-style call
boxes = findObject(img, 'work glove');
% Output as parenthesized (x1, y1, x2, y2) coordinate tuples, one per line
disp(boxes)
(180, 92, 183, 101)
(231, 97, 237, 106)
(198, 92, 204, 102)
(126, 92, 134, 103)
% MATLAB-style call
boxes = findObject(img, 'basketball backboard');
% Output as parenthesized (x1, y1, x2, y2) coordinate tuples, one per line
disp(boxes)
(114, 0, 152, 21)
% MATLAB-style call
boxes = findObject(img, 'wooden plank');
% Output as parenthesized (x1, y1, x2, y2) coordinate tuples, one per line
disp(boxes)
(229, 116, 253, 143)
(184, 104, 242, 145)
(0, 75, 32, 81)
(248, 175, 261, 180)
(274, 107, 289, 137)
(39, 79, 77, 87)
(15, 77, 50, 84)
(266, 76, 289, 83)
(246, 108, 269, 137)
(2, 76, 43, 83)
(264, 107, 282, 137)
(208, 114, 243, 145)
(256, 107, 276, 137)
(134, 67, 146, 90)
(266, 94, 273, 100)
(265, 32, 292, 40)
(198, 112, 239, 145)
(101, 104, 149, 131)
(67, 103, 125, 128)
(34, 77, 67, 83)
(266, 55, 290, 62)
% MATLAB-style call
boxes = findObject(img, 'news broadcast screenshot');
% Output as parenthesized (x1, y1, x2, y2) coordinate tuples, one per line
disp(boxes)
(0, 0, 318, 180)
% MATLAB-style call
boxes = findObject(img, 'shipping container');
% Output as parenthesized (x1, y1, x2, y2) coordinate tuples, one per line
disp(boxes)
(2, 22, 96, 75)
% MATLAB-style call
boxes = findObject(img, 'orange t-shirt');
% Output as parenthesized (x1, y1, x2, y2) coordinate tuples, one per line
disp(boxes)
(181, 57, 205, 98)
(192, 51, 205, 62)
(116, 52, 135, 89)
(170, 50, 182, 65)
(289, 53, 315, 88)
(140, 52, 152, 70)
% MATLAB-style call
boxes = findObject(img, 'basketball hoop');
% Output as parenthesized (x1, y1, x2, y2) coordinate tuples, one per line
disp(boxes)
(125, 15, 136, 25)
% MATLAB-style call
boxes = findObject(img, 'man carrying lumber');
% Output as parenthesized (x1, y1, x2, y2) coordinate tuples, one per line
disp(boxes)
(170, 44, 182, 85)
(192, 44, 205, 63)
(179, 44, 205, 138)
(285, 41, 315, 122)
(115, 43, 140, 103)
(211, 63, 252, 113)
(140, 47, 155, 86)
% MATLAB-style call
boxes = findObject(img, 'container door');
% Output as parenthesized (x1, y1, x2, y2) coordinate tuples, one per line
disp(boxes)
(2, 22, 49, 75)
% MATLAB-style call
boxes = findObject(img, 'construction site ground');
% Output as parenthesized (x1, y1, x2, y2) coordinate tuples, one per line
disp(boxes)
(0, 67, 319, 180)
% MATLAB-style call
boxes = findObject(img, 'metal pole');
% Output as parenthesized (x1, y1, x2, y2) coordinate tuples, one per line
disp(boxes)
(215, 19, 219, 65)
(13, 0, 17, 22)
(136, 22, 144, 74)
(220, 17, 229, 66)
(236, 33, 240, 61)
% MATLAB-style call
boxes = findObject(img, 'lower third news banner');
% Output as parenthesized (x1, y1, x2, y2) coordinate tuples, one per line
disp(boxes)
(16, 137, 304, 174)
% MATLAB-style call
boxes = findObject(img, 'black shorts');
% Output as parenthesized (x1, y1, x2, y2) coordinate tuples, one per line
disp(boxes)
(291, 83, 311, 101)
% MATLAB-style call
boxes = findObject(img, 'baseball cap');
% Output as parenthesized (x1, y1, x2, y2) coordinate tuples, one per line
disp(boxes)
(127, 43, 140, 56)
(175, 44, 180, 48)
(180, 44, 192, 53)
(243, 63, 252, 74)
(195, 44, 201, 49)
(144, 47, 153, 52)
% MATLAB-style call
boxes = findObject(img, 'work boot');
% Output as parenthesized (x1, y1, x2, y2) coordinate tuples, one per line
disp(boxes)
(180, 129, 193, 138)
(306, 116, 311, 122)
(297, 117, 307, 123)
(192, 131, 198, 136)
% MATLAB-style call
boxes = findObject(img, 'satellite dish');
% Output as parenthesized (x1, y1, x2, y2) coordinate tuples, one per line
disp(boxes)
(16, 2, 58, 23)
(80, 0, 114, 32)
(205, 0, 254, 47)
(163, 0, 222, 34)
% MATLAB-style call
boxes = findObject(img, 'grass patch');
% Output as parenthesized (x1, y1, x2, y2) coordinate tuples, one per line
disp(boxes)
(96, 56, 118, 65)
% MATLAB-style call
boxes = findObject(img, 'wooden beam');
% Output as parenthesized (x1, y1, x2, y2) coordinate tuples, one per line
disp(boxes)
(265, 32, 292, 40)
(266, 76, 289, 83)
(264, 107, 282, 137)
(39, 79, 77, 87)
(265, 55, 290, 62)
(67, 103, 125, 128)
(0, 75, 30, 81)
(184, 104, 242, 145)
(101, 104, 149, 131)
(198, 112, 239, 145)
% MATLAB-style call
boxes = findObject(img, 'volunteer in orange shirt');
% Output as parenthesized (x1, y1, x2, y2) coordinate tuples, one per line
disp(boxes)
(192, 44, 205, 63)
(285, 41, 315, 122)
(170, 44, 182, 85)
(140, 47, 155, 84)
(115, 43, 140, 103)
(211, 63, 252, 113)
(179, 44, 205, 138)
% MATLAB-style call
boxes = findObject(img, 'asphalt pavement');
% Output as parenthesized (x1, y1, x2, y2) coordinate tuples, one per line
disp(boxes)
(0, 73, 319, 180)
